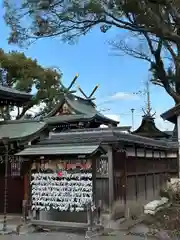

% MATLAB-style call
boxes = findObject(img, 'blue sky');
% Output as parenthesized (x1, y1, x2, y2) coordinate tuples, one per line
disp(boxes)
(0, 10, 175, 130)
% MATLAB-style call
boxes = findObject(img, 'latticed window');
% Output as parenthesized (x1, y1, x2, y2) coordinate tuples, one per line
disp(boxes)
(96, 156, 108, 175)
(10, 157, 21, 177)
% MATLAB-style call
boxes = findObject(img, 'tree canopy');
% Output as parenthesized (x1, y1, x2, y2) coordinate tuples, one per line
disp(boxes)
(4, 0, 180, 104)
(0, 48, 62, 120)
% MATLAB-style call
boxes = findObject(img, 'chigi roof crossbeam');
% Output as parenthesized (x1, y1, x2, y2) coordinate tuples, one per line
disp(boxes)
(34, 74, 119, 127)
(59, 73, 78, 94)
(77, 84, 99, 101)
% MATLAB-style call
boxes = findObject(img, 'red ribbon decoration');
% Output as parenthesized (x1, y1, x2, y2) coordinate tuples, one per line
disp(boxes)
(57, 172, 63, 177)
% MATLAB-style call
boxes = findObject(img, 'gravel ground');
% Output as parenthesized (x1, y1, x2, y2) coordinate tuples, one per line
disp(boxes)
(0, 231, 157, 240)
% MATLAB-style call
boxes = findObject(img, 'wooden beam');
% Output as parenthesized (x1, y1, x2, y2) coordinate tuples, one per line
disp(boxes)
(31, 220, 89, 230)
(107, 145, 114, 210)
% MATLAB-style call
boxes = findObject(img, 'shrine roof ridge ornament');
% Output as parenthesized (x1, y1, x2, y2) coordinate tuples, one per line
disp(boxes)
(58, 73, 78, 94)
(36, 73, 118, 126)
(77, 84, 99, 101)
(57, 72, 99, 102)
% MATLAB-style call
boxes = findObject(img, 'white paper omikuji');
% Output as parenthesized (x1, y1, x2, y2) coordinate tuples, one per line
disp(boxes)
(31, 172, 94, 212)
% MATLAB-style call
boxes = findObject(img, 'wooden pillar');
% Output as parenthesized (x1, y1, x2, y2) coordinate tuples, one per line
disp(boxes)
(22, 161, 29, 201)
(24, 173, 28, 200)
(134, 145, 138, 201)
(124, 151, 128, 218)
(152, 149, 155, 196)
(92, 157, 98, 224)
(159, 151, 162, 187)
(165, 151, 168, 180)
(108, 145, 114, 210)
(177, 114, 180, 178)
(23, 171, 29, 222)
(144, 147, 147, 200)
(92, 158, 96, 207)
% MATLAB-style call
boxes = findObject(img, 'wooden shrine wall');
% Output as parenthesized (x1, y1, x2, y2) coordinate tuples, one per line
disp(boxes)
(95, 150, 178, 211)
(119, 155, 177, 206)
(0, 159, 26, 214)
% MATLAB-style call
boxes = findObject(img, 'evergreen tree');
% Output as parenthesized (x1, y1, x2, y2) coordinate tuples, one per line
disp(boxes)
(0, 48, 62, 119)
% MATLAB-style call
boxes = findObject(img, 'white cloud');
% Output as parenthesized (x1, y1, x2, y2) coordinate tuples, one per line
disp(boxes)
(10, 103, 46, 119)
(105, 114, 120, 123)
(100, 114, 120, 128)
(110, 92, 139, 101)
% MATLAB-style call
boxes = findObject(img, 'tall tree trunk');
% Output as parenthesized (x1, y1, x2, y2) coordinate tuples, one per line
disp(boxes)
(153, 48, 180, 104)
(175, 42, 180, 103)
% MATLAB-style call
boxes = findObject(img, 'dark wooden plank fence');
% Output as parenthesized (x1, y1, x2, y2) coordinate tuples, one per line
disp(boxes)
(96, 154, 178, 211)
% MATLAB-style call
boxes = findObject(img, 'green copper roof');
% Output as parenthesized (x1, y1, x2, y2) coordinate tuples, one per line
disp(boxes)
(43, 93, 118, 125)
(16, 144, 101, 156)
(45, 114, 94, 125)
(66, 94, 97, 115)
(0, 120, 47, 141)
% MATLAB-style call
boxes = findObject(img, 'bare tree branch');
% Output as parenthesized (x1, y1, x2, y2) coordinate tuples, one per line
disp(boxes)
(109, 32, 180, 103)
(109, 39, 152, 62)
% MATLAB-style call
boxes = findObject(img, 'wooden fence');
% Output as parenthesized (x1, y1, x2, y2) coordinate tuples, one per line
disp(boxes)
(95, 155, 178, 211)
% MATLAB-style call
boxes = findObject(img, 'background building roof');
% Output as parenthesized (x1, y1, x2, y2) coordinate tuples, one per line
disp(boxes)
(132, 115, 170, 139)
(35, 128, 178, 150)
(0, 85, 32, 106)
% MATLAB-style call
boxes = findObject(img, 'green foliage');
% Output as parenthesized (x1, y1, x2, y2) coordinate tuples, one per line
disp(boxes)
(4, 0, 180, 103)
(0, 48, 62, 119)
(4, 0, 180, 45)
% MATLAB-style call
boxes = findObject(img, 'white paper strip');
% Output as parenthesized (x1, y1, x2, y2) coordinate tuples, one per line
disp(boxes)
(31, 172, 93, 212)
